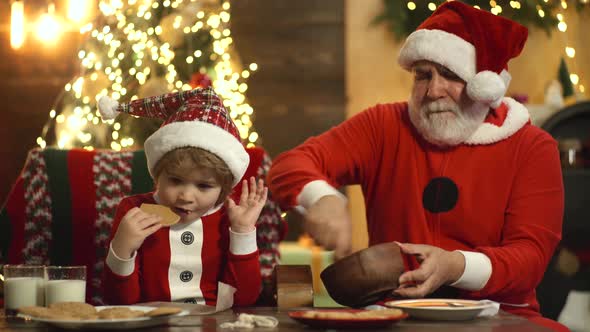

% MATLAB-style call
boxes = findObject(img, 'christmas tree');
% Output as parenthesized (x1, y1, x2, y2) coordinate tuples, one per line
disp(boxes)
(37, 0, 259, 151)
(558, 57, 575, 99)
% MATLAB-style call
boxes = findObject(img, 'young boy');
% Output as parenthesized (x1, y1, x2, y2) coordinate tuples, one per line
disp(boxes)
(98, 87, 266, 306)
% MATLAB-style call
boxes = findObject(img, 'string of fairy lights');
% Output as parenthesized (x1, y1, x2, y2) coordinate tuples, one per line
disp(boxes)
(404, 0, 587, 96)
(37, 0, 259, 151)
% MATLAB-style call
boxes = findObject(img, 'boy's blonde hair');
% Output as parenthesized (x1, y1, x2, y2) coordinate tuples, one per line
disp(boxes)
(153, 147, 234, 206)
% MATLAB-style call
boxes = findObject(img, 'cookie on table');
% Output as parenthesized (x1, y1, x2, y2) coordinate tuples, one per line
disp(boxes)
(18, 306, 54, 318)
(49, 302, 98, 319)
(98, 307, 145, 319)
(145, 307, 183, 317)
(19, 306, 81, 320)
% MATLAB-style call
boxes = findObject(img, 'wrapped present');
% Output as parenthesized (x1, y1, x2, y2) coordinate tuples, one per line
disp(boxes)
(279, 235, 334, 302)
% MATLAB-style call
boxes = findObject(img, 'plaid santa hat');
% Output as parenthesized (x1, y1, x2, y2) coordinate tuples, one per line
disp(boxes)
(398, 1, 528, 108)
(98, 87, 249, 186)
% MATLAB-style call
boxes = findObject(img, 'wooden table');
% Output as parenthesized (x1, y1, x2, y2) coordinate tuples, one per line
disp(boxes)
(0, 306, 553, 331)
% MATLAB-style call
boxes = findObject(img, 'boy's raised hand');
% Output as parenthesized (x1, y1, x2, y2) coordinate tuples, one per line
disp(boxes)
(226, 177, 268, 233)
(111, 207, 163, 259)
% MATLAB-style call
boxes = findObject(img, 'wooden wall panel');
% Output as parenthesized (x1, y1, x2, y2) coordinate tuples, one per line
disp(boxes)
(232, 0, 345, 158)
(232, 0, 345, 239)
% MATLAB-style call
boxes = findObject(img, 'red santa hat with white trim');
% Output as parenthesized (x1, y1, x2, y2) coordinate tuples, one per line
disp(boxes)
(97, 87, 249, 186)
(398, 1, 528, 109)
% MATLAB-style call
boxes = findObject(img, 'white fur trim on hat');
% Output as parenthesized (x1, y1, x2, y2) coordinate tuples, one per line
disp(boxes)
(144, 121, 249, 186)
(466, 70, 507, 109)
(499, 69, 512, 88)
(465, 97, 530, 145)
(97, 96, 120, 120)
(398, 29, 476, 82)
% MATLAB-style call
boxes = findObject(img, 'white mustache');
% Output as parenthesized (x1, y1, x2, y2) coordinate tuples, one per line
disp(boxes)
(423, 100, 461, 115)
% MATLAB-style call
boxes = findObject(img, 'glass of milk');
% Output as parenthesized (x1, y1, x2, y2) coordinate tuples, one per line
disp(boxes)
(44, 265, 87, 306)
(2, 265, 45, 316)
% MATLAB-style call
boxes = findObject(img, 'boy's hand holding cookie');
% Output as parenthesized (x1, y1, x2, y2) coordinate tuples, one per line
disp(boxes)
(112, 207, 163, 259)
(226, 177, 268, 233)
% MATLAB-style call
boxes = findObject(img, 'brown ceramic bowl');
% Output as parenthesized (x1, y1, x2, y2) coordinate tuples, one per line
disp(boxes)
(320, 242, 405, 308)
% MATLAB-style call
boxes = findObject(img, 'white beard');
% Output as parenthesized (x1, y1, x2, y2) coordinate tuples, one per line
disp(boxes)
(408, 99, 489, 147)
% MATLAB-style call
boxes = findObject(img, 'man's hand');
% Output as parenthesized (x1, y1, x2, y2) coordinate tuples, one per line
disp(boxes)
(304, 195, 352, 260)
(111, 207, 163, 259)
(227, 177, 268, 233)
(394, 242, 465, 298)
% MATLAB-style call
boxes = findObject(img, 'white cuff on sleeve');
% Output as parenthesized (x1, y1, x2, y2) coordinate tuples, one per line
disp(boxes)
(450, 250, 492, 291)
(229, 228, 257, 255)
(296, 180, 347, 209)
(106, 242, 136, 277)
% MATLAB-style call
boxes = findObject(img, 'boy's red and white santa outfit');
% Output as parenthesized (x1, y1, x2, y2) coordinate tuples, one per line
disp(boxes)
(269, 2, 565, 330)
(98, 87, 261, 306)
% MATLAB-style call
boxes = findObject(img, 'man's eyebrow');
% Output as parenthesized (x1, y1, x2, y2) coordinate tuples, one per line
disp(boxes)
(412, 65, 430, 72)
(438, 65, 459, 76)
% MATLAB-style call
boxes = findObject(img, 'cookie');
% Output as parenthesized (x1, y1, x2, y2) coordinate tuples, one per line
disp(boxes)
(140, 203, 180, 226)
(145, 307, 183, 317)
(19, 306, 54, 318)
(301, 309, 404, 320)
(19, 306, 81, 320)
(98, 307, 146, 319)
(49, 302, 97, 319)
(355, 308, 404, 318)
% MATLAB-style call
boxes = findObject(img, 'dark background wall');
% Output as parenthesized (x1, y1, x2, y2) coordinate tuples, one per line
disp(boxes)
(0, 0, 345, 240)
(232, 0, 345, 239)
(232, 0, 345, 159)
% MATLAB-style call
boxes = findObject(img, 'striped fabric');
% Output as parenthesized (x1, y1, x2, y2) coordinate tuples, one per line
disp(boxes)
(0, 146, 286, 305)
(92, 150, 134, 304)
(23, 149, 52, 265)
(256, 151, 284, 279)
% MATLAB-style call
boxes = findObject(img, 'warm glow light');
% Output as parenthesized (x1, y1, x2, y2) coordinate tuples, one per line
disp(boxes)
(10, 1, 25, 50)
(36, 4, 60, 43)
(565, 47, 576, 58)
(570, 74, 579, 85)
(68, 0, 90, 22)
(491, 5, 502, 15)
(249, 132, 259, 142)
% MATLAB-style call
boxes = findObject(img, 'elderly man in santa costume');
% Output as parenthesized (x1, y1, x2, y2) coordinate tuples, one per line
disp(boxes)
(268, 1, 566, 331)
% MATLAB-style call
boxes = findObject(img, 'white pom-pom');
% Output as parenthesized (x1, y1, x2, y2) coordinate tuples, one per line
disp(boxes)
(97, 96, 120, 120)
(466, 71, 506, 108)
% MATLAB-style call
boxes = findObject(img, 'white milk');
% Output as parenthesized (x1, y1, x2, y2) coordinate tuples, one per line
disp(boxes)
(4, 277, 45, 310)
(45, 279, 86, 306)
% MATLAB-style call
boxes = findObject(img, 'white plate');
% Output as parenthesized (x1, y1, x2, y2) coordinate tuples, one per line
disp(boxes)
(384, 299, 493, 321)
(18, 305, 189, 330)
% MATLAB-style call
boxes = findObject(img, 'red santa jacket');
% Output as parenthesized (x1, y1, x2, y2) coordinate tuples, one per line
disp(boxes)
(103, 193, 261, 306)
(268, 98, 564, 317)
